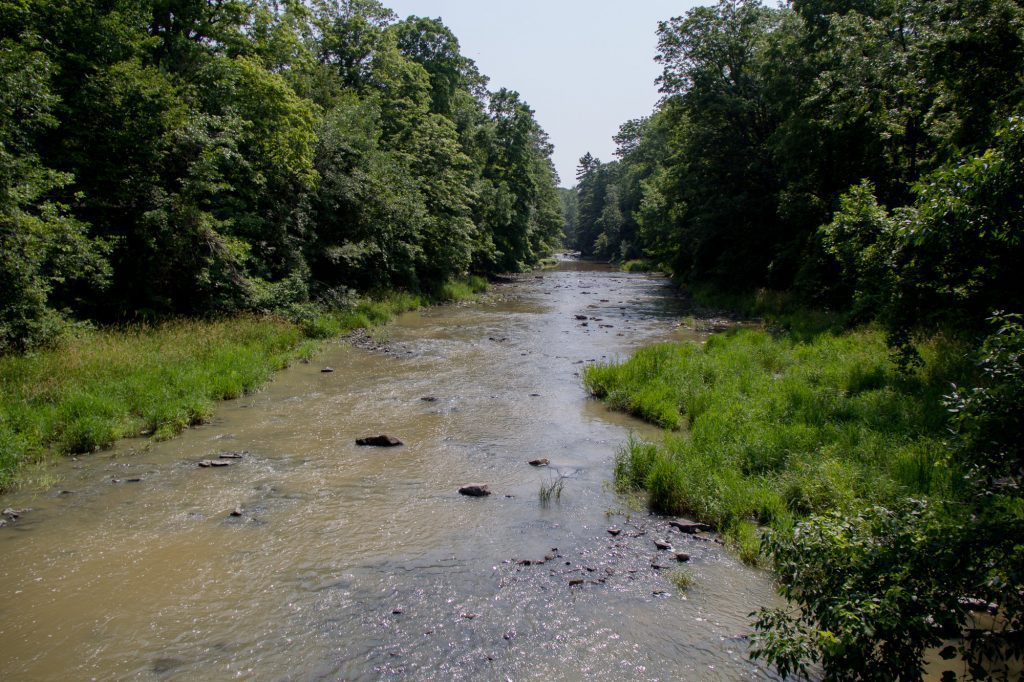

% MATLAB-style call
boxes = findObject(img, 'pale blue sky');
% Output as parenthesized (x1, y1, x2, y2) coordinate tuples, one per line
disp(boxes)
(384, 1, 707, 186)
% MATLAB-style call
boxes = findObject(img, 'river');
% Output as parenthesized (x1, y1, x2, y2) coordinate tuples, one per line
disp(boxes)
(0, 261, 780, 680)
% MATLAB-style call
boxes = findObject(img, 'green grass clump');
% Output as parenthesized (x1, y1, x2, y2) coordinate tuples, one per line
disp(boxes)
(589, 327, 967, 561)
(539, 476, 565, 504)
(0, 317, 306, 489)
(668, 567, 695, 590)
(620, 259, 658, 273)
(437, 276, 488, 302)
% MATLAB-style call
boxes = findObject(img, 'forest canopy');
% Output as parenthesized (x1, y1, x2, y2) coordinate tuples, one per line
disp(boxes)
(567, 0, 1024, 340)
(0, 0, 564, 353)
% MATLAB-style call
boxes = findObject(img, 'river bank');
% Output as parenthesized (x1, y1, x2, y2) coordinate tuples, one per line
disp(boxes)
(583, 320, 968, 562)
(0, 281, 487, 492)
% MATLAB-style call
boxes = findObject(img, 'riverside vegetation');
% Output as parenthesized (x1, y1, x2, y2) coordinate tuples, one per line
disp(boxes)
(1, 0, 564, 353)
(0, 282, 483, 490)
(587, 306, 1022, 679)
(574, 0, 1024, 678)
(585, 324, 965, 561)
(1, 0, 559, 483)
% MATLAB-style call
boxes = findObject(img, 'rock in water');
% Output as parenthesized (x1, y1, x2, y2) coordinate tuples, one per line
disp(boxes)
(198, 460, 231, 468)
(528, 458, 549, 467)
(607, 527, 622, 536)
(321, 367, 334, 373)
(669, 519, 712, 534)
(654, 539, 672, 550)
(674, 551, 691, 562)
(356, 435, 403, 447)
(458, 485, 491, 497)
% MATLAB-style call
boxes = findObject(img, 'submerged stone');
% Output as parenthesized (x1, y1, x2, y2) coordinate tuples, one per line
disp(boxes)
(356, 435, 403, 447)
(458, 484, 491, 497)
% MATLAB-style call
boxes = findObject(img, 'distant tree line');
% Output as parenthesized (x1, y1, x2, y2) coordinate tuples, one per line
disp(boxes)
(0, 0, 564, 353)
(564, 0, 1024, 677)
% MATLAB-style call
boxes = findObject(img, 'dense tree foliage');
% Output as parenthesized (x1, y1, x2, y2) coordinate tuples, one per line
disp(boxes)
(0, 0, 562, 353)
(567, 0, 1024, 677)
(571, 0, 1024, 309)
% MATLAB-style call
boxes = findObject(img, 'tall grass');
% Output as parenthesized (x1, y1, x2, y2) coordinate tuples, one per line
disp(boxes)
(0, 279, 488, 490)
(437, 276, 488, 302)
(0, 317, 304, 490)
(620, 259, 658, 273)
(586, 327, 969, 559)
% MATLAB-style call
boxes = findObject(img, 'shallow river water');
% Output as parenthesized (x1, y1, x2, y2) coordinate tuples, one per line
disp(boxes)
(0, 262, 781, 680)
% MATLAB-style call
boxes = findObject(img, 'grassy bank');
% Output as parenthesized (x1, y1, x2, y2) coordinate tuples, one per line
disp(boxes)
(0, 280, 486, 491)
(620, 259, 659, 273)
(583, 326, 968, 561)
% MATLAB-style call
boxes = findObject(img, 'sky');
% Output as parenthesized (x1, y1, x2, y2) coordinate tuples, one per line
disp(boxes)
(384, 0, 707, 187)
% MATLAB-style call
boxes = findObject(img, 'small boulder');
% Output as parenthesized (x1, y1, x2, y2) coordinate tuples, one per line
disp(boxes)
(654, 539, 672, 550)
(458, 485, 491, 497)
(356, 435, 403, 447)
(607, 527, 622, 536)
(528, 458, 549, 467)
(321, 367, 334, 373)
(230, 507, 244, 517)
(674, 551, 691, 563)
(669, 519, 712, 534)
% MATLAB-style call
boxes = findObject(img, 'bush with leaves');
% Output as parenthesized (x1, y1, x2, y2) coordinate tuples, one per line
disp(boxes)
(752, 314, 1024, 679)
(0, 38, 110, 352)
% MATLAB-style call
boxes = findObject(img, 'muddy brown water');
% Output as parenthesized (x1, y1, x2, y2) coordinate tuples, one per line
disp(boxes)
(0, 262, 781, 680)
